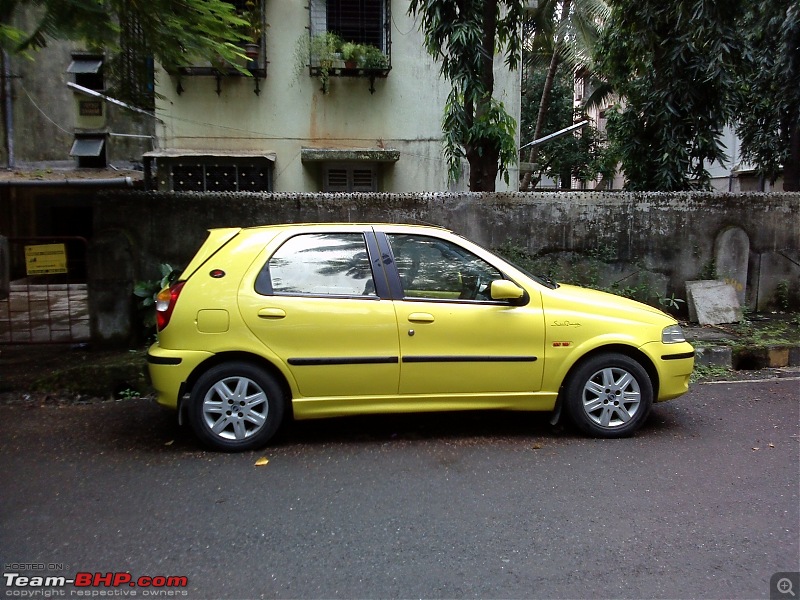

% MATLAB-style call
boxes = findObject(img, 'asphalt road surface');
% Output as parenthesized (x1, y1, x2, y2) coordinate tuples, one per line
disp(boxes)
(1, 377, 798, 599)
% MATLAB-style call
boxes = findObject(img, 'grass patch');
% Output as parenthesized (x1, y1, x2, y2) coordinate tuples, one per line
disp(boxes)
(690, 364, 733, 383)
(709, 315, 800, 348)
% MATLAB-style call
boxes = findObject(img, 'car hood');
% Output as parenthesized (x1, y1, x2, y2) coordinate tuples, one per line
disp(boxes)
(542, 283, 675, 325)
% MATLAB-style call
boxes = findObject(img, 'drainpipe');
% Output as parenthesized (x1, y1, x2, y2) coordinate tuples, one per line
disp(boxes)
(2, 49, 14, 168)
(0, 177, 135, 187)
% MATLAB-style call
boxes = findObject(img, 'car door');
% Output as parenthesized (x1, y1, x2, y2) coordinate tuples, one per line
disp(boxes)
(379, 230, 546, 397)
(239, 228, 400, 399)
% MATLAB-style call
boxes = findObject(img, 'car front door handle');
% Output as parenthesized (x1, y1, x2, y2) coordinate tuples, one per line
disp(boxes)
(408, 312, 435, 323)
(258, 308, 286, 319)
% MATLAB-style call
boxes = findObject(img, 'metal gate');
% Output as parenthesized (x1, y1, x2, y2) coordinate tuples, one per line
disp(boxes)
(0, 237, 90, 344)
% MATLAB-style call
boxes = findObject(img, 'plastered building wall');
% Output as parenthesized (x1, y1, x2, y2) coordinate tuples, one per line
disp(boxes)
(152, 1, 522, 193)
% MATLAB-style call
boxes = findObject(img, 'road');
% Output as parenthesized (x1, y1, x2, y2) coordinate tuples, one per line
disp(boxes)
(1, 377, 798, 599)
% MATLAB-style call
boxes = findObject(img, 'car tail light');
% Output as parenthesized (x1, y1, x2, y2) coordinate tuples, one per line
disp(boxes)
(155, 281, 186, 331)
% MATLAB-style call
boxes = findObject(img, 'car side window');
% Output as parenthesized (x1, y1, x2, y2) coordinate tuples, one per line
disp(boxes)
(385, 234, 502, 301)
(256, 233, 377, 297)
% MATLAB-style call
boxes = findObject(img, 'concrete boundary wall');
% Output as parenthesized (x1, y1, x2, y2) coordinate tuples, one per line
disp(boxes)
(90, 191, 800, 345)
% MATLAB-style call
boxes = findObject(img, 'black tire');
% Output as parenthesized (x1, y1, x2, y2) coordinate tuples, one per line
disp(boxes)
(188, 361, 285, 452)
(564, 353, 653, 438)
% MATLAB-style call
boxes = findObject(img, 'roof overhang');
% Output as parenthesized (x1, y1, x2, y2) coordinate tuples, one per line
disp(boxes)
(301, 148, 400, 163)
(143, 149, 276, 161)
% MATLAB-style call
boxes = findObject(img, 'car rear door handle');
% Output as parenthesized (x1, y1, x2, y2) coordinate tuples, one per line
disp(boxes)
(258, 308, 286, 319)
(408, 312, 435, 323)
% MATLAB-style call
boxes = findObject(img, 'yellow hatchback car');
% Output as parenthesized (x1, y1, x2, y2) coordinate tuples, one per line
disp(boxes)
(147, 223, 695, 451)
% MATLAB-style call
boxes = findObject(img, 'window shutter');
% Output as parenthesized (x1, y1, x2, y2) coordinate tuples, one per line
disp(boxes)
(352, 168, 375, 191)
(324, 165, 377, 192)
(325, 168, 350, 192)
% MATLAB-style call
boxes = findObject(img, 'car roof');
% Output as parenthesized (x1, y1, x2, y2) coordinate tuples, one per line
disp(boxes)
(234, 222, 452, 234)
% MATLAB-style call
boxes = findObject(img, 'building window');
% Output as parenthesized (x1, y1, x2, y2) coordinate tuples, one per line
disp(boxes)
(67, 53, 104, 91)
(116, 4, 155, 110)
(301, 148, 398, 190)
(310, 0, 390, 55)
(168, 0, 265, 90)
(70, 135, 107, 168)
(156, 159, 273, 192)
(324, 164, 377, 192)
(171, 160, 272, 192)
(229, 0, 265, 56)
(327, 0, 385, 49)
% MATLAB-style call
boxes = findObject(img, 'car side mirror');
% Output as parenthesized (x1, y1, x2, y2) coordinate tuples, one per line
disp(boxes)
(490, 279, 526, 304)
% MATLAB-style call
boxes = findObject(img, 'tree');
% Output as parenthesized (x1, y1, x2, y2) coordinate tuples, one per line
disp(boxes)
(520, 61, 609, 188)
(733, 0, 800, 191)
(595, 0, 743, 191)
(1, 0, 250, 101)
(519, 0, 608, 191)
(407, 0, 523, 192)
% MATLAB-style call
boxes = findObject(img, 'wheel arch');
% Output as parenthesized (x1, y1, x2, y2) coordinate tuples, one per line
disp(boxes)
(558, 344, 660, 400)
(177, 351, 294, 423)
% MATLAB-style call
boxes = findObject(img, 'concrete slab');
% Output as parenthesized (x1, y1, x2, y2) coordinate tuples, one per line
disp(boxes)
(694, 346, 733, 367)
(686, 280, 743, 325)
(714, 227, 749, 306)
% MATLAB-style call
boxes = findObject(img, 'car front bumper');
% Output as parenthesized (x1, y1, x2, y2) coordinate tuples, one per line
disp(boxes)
(646, 341, 696, 402)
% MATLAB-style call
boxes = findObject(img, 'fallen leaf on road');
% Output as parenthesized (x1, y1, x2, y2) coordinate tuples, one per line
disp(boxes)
(254, 457, 269, 467)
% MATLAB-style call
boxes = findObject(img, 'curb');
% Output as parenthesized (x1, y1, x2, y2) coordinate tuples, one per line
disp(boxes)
(694, 343, 800, 370)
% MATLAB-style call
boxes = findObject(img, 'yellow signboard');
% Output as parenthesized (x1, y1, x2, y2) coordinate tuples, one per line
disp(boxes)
(25, 243, 68, 275)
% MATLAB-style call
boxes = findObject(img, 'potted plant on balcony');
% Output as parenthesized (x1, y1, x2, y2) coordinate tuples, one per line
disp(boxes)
(341, 42, 363, 69)
(306, 32, 343, 93)
(241, 0, 262, 60)
(359, 44, 389, 70)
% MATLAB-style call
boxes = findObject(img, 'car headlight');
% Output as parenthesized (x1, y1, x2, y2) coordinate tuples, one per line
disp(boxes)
(662, 324, 686, 344)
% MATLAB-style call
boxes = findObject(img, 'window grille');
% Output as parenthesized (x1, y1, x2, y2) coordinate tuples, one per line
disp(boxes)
(168, 160, 274, 192)
(309, 0, 390, 54)
(115, 4, 154, 109)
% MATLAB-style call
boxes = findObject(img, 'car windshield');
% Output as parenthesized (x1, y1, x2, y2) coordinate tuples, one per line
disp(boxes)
(512, 262, 559, 289)
(454, 234, 559, 289)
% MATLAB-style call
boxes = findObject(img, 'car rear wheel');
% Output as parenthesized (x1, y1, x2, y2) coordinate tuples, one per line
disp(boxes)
(565, 353, 653, 438)
(188, 362, 285, 452)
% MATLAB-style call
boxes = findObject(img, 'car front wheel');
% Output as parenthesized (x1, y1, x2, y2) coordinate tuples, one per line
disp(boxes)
(188, 362, 285, 452)
(565, 353, 653, 438)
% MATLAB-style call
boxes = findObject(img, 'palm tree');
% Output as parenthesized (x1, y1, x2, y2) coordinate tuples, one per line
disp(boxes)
(520, 0, 609, 191)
